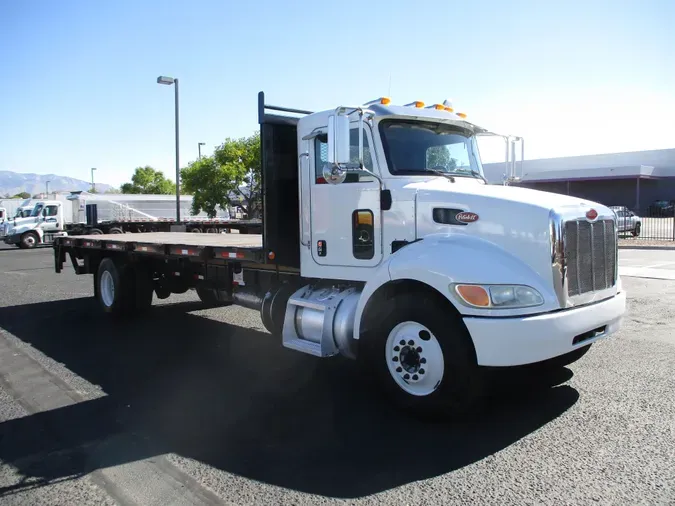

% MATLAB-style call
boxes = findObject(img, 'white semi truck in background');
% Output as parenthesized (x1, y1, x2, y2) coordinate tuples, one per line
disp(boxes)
(4, 193, 261, 248)
(53, 91, 626, 418)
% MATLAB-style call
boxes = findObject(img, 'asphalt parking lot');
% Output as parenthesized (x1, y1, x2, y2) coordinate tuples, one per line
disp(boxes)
(0, 245, 673, 505)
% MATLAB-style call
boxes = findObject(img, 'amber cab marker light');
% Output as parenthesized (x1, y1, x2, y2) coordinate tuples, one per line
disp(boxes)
(455, 285, 490, 307)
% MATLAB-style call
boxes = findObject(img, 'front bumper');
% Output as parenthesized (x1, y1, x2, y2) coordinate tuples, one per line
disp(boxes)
(464, 291, 626, 367)
(3, 233, 20, 245)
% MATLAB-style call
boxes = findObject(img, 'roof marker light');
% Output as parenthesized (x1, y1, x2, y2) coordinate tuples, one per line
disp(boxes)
(426, 103, 445, 110)
(363, 97, 392, 106)
(444, 106, 454, 112)
(404, 101, 425, 108)
(456, 112, 467, 119)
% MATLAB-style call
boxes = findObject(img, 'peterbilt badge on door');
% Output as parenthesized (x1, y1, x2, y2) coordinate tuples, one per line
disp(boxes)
(455, 212, 480, 224)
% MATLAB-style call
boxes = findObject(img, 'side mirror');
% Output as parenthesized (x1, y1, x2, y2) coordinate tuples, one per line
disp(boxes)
(327, 114, 350, 166)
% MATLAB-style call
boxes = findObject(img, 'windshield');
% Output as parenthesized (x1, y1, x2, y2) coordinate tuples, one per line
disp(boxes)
(31, 204, 44, 217)
(378, 120, 484, 179)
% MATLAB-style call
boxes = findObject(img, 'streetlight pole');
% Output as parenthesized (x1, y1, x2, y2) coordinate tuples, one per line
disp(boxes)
(198, 142, 205, 160)
(91, 168, 96, 193)
(157, 75, 181, 223)
(46, 180, 50, 197)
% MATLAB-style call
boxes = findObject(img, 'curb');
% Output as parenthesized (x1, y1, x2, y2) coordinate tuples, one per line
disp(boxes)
(618, 245, 675, 251)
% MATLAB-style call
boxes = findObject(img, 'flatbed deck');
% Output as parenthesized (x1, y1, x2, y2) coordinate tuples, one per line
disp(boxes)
(69, 232, 263, 248)
(55, 232, 265, 264)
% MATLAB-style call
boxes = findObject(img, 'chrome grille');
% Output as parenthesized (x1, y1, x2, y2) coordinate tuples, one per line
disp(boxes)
(565, 219, 616, 297)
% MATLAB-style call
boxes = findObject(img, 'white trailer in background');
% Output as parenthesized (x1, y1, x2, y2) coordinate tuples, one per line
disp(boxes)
(3, 194, 261, 248)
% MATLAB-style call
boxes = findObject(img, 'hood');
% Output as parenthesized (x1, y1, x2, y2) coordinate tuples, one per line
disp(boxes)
(407, 177, 611, 285)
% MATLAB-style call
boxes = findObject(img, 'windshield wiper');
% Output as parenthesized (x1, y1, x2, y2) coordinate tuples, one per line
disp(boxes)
(426, 169, 455, 183)
(470, 170, 488, 183)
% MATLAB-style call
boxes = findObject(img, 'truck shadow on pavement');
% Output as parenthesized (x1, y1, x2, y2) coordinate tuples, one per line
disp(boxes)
(0, 297, 579, 499)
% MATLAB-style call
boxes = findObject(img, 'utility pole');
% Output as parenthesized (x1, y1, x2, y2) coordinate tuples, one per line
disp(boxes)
(198, 142, 205, 160)
(91, 167, 97, 193)
(157, 75, 181, 222)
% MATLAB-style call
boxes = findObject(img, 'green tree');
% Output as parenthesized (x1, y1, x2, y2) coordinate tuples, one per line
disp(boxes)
(426, 146, 457, 171)
(121, 166, 176, 194)
(105, 187, 121, 194)
(181, 132, 261, 219)
(13, 192, 30, 199)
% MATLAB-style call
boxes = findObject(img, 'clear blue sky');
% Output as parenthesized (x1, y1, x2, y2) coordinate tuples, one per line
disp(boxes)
(1, 0, 673, 188)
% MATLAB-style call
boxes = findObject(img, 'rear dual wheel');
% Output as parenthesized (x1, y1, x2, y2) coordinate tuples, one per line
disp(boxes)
(95, 258, 153, 316)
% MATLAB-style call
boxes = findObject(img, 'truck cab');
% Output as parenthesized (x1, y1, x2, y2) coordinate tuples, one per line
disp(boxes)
(3, 200, 66, 248)
(259, 93, 624, 409)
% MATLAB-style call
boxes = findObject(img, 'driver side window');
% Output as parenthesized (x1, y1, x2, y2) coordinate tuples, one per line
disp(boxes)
(314, 128, 374, 184)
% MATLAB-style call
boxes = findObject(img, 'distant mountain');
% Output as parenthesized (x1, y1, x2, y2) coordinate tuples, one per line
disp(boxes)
(0, 171, 111, 197)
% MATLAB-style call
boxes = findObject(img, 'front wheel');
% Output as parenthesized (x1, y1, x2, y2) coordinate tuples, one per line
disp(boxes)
(360, 292, 486, 420)
(632, 222, 641, 237)
(20, 232, 39, 249)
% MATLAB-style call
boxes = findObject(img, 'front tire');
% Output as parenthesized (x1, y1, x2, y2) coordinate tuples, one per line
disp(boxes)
(20, 232, 39, 249)
(632, 222, 641, 237)
(360, 292, 485, 419)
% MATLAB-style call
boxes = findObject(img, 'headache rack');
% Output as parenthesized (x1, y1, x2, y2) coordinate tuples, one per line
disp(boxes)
(257, 92, 313, 270)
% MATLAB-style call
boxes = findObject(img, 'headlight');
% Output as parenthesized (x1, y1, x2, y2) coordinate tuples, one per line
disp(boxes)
(452, 283, 544, 309)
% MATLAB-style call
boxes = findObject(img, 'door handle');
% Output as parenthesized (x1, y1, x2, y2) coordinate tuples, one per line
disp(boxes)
(298, 152, 310, 248)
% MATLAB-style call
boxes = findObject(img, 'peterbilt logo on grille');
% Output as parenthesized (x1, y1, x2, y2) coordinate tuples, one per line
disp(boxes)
(455, 212, 479, 224)
(586, 209, 598, 221)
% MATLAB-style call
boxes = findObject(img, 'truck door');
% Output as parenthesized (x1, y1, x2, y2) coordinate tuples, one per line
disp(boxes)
(40, 204, 61, 232)
(309, 125, 382, 267)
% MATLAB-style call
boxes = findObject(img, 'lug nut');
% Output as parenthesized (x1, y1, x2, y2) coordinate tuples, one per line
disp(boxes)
(392, 356, 398, 362)
(404, 374, 410, 380)
(419, 368, 425, 375)
(396, 367, 402, 373)
(400, 340, 406, 346)
(420, 358, 427, 364)
(412, 375, 419, 381)
(416, 346, 422, 353)
(408, 340, 414, 346)
(394, 346, 400, 352)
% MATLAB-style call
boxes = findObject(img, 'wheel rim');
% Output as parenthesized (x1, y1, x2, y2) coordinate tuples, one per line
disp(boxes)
(385, 321, 444, 396)
(24, 235, 35, 247)
(100, 270, 115, 307)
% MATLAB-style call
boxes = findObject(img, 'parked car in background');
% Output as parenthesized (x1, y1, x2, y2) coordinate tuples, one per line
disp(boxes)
(610, 206, 641, 236)
(648, 200, 675, 217)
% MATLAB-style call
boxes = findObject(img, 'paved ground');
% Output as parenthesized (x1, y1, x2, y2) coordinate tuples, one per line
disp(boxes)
(619, 248, 675, 280)
(0, 245, 673, 505)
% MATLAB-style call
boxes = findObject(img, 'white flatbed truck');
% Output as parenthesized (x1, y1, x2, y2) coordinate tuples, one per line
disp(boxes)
(54, 92, 626, 417)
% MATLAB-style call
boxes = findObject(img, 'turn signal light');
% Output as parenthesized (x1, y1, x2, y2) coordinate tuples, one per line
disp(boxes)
(455, 285, 490, 307)
(354, 210, 373, 226)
